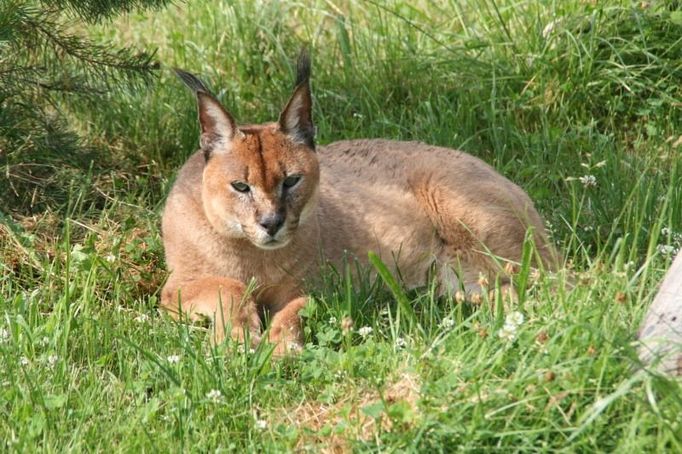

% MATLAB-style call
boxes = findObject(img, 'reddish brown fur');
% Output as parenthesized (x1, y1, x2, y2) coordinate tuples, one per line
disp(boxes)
(161, 63, 560, 355)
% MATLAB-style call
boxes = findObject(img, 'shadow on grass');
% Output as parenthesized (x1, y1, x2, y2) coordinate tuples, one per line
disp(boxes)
(0, 102, 112, 218)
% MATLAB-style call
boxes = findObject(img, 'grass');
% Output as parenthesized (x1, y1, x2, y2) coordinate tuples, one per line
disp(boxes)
(1, 0, 682, 451)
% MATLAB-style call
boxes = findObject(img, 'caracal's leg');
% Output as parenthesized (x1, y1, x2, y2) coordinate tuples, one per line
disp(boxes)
(267, 296, 308, 356)
(161, 276, 261, 345)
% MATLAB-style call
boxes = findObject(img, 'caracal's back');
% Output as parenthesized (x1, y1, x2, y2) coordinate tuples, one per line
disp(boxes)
(316, 139, 557, 292)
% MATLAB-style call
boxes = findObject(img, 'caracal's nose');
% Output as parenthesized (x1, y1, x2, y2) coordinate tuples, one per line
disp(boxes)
(259, 213, 285, 236)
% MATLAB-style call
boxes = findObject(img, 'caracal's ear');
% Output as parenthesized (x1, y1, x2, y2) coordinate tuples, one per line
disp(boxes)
(174, 68, 241, 159)
(278, 49, 315, 149)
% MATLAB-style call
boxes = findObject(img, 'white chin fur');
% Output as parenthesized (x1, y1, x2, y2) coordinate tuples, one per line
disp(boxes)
(247, 224, 293, 250)
(253, 237, 290, 250)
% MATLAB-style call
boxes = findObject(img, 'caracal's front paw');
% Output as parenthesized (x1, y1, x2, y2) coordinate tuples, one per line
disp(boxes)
(268, 321, 303, 357)
(267, 296, 307, 357)
(211, 306, 262, 347)
(271, 339, 303, 357)
(210, 325, 262, 348)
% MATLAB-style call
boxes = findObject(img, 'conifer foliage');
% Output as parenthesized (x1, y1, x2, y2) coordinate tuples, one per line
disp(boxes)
(0, 0, 170, 215)
(1, 0, 168, 96)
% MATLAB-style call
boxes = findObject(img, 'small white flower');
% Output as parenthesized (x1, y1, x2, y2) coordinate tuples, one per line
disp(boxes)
(238, 344, 255, 355)
(395, 337, 407, 349)
(206, 389, 222, 403)
(287, 342, 302, 352)
(440, 317, 455, 330)
(255, 419, 268, 430)
(46, 354, 58, 367)
(167, 354, 181, 364)
(578, 175, 597, 188)
(39, 336, 49, 347)
(505, 311, 525, 328)
(657, 244, 676, 256)
(0, 328, 9, 342)
(498, 325, 517, 342)
(661, 227, 672, 236)
(20, 357, 29, 366)
(70, 244, 87, 262)
(104, 254, 116, 263)
(328, 316, 337, 325)
(134, 314, 149, 323)
(358, 326, 373, 337)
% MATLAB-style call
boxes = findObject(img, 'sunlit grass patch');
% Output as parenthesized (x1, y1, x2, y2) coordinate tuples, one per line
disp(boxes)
(1, 0, 681, 451)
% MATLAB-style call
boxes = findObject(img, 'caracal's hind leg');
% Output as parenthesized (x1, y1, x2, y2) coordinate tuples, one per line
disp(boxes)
(435, 257, 519, 304)
(410, 172, 537, 300)
(409, 168, 557, 270)
(161, 276, 262, 345)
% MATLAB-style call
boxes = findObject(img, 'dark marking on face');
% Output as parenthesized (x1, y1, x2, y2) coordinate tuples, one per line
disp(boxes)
(253, 133, 267, 184)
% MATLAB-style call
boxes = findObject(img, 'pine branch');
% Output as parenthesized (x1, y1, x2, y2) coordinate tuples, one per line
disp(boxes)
(39, 0, 176, 23)
(0, 1, 171, 212)
(2, 3, 160, 97)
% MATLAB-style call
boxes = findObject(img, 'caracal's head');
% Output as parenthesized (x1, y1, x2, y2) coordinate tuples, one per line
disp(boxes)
(176, 51, 319, 250)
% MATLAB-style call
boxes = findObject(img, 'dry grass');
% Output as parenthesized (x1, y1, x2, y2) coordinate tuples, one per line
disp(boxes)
(278, 371, 422, 452)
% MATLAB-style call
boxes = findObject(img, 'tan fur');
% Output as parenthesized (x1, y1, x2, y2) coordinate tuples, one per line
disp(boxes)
(162, 60, 559, 354)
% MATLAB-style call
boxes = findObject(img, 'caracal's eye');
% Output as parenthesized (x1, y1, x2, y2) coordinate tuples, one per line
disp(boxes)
(231, 181, 251, 193)
(283, 175, 301, 189)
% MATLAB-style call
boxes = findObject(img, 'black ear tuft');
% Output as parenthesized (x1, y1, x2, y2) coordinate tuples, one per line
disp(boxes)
(278, 49, 315, 149)
(174, 68, 212, 94)
(294, 48, 311, 87)
(174, 68, 238, 158)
